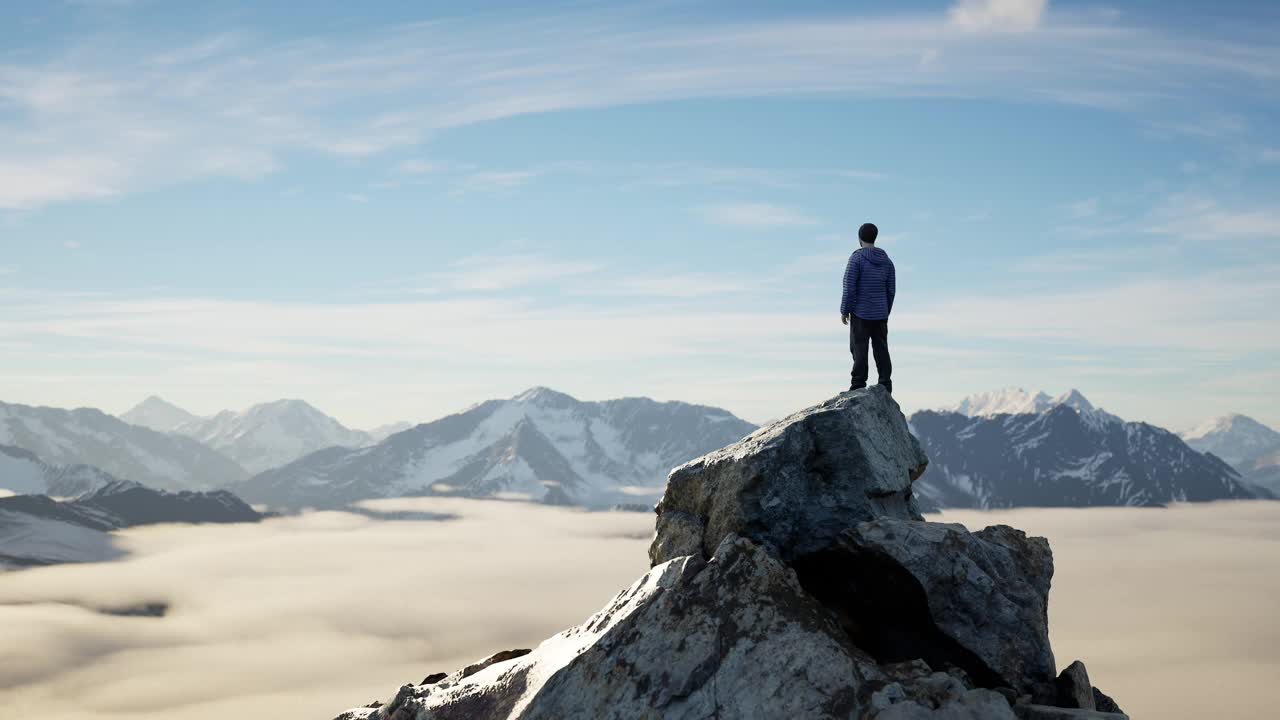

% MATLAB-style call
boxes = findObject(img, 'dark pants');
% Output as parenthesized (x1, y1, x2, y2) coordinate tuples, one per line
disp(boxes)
(850, 316, 892, 393)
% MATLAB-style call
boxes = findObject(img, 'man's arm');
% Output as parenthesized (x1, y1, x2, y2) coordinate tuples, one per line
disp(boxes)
(840, 252, 860, 322)
(886, 260, 896, 316)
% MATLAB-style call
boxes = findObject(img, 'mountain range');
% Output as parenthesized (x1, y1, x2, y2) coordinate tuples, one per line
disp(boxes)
(1, 444, 121, 498)
(912, 388, 1268, 509)
(121, 396, 405, 473)
(3, 387, 1276, 518)
(234, 387, 758, 510)
(0, 473, 262, 569)
(0, 400, 249, 491)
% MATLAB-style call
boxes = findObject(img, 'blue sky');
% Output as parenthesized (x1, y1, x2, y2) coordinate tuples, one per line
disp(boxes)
(2, 0, 1278, 430)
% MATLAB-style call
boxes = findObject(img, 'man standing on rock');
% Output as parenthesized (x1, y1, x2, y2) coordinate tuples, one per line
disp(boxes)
(841, 222, 896, 393)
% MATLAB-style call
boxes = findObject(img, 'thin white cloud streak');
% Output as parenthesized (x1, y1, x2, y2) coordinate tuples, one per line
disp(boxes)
(702, 203, 818, 228)
(1144, 196, 1280, 239)
(421, 254, 604, 293)
(948, 0, 1048, 33)
(897, 270, 1280, 353)
(1, 6, 1278, 208)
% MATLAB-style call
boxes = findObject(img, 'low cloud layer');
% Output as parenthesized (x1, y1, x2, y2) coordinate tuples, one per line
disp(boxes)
(0, 499, 1276, 719)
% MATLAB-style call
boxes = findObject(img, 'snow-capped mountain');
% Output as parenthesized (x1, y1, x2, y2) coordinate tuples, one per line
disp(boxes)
(949, 387, 1054, 417)
(120, 395, 202, 433)
(0, 401, 248, 491)
(171, 399, 374, 474)
(910, 396, 1265, 510)
(1181, 414, 1280, 468)
(235, 387, 757, 510)
(1180, 414, 1280, 496)
(0, 445, 121, 498)
(0, 480, 262, 569)
(948, 387, 1121, 426)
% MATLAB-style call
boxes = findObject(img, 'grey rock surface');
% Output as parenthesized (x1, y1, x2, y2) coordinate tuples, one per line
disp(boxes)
(1091, 687, 1124, 715)
(343, 535, 882, 720)
(869, 661, 1018, 719)
(807, 519, 1055, 699)
(1054, 660, 1094, 710)
(650, 386, 927, 566)
(1013, 705, 1129, 720)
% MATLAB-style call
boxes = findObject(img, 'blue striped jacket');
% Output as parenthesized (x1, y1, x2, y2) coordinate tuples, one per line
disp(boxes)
(840, 246, 896, 320)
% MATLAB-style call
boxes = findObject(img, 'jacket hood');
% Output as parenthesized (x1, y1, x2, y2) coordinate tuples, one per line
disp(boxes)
(860, 246, 890, 265)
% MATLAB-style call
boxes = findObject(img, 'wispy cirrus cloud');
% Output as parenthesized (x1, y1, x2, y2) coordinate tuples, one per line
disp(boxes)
(421, 253, 604, 292)
(2, 3, 1277, 210)
(702, 203, 818, 229)
(1145, 196, 1280, 240)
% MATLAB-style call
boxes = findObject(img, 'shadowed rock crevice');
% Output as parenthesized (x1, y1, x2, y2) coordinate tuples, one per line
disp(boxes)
(793, 546, 1004, 691)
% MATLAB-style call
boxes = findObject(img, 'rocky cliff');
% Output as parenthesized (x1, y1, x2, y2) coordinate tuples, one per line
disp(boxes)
(334, 387, 1128, 720)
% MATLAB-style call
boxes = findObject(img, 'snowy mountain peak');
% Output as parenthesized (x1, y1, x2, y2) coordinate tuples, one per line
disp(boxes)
(949, 387, 1052, 417)
(120, 395, 201, 433)
(171, 399, 372, 474)
(1183, 413, 1274, 442)
(512, 387, 577, 406)
(1051, 389, 1093, 411)
(237, 389, 758, 510)
(948, 387, 1119, 425)
(1181, 413, 1280, 470)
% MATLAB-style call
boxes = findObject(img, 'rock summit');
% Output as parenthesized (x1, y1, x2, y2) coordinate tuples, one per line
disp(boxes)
(336, 386, 1128, 720)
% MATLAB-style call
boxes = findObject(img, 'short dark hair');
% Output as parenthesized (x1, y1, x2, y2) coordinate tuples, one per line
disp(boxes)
(858, 223, 878, 243)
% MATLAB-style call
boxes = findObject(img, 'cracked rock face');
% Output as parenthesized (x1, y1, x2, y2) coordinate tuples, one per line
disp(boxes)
(650, 386, 928, 566)
(796, 520, 1056, 700)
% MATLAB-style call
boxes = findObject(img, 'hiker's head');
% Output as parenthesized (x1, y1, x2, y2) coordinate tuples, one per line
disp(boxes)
(858, 223, 878, 247)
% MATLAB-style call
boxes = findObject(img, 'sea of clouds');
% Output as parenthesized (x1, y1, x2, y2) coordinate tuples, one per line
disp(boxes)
(0, 498, 1276, 720)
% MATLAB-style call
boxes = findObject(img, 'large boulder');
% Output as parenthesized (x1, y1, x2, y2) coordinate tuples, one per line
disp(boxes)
(650, 386, 928, 566)
(795, 519, 1056, 700)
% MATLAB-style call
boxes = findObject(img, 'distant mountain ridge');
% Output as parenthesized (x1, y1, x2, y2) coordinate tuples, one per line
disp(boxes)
(169, 398, 374, 474)
(912, 389, 1265, 509)
(120, 395, 201, 433)
(235, 387, 757, 510)
(1181, 413, 1280, 467)
(1181, 413, 1280, 496)
(947, 387, 1121, 426)
(119, 396, 410, 473)
(0, 476, 262, 569)
(0, 445, 122, 498)
(0, 401, 248, 491)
